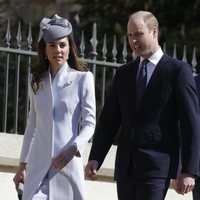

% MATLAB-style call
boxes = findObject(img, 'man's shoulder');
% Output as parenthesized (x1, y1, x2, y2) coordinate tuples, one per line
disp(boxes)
(162, 54, 187, 65)
(117, 59, 139, 72)
(194, 74, 200, 83)
(161, 54, 192, 72)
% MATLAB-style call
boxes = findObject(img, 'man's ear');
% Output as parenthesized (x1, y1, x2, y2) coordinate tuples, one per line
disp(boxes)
(152, 27, 158, 38)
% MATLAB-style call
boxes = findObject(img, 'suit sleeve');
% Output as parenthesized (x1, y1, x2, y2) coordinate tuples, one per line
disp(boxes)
(195, 75, 200, 105)
(88, 72, 121, 169)
(176, 63, 200, 176)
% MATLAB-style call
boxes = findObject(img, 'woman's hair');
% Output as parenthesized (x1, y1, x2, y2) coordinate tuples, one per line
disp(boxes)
(31, 35, 88, 93)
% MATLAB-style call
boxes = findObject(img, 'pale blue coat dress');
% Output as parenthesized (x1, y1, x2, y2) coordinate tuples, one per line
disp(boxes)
(20, 62, 96, 200)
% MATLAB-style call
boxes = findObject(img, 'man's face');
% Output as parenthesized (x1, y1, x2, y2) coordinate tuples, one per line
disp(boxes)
(127, 18, 157, 59)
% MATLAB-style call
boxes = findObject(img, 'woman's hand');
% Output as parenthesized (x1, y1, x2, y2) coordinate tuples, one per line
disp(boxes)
(13, 162, 26, 190)
(51, 145, 78, 169)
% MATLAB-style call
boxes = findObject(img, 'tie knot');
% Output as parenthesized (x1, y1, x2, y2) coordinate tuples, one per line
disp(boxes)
(141, 59, 149, 66)
(137, 59, 148, 79)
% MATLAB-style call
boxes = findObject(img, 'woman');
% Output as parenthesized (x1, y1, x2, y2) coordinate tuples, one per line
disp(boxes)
(13, 14, 96, 200)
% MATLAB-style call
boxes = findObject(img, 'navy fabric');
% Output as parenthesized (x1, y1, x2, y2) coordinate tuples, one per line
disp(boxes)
(89, 54, 200, 180)
(136, 59, 149, 108)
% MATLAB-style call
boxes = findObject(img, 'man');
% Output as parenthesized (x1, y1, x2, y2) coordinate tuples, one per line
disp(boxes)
(85, 11, 200, 200)
(193, 74, 200, 200)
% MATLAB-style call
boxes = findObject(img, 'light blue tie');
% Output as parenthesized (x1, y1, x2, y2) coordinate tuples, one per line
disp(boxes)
(136, 59, 149, 108)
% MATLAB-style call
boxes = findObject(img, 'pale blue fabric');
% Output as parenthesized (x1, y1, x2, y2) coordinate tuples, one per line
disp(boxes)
(39, 14, 72, 42)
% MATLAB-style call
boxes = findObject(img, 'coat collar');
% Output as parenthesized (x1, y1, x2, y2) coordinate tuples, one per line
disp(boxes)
(52, 62, 72, 88)
(41, 62, 74, 88)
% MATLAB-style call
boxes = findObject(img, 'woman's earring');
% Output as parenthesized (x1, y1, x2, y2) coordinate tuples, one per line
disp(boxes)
(45, 56, 48, 60)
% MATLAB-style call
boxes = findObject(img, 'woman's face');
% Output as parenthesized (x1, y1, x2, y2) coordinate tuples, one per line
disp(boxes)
(45, 36, 70, 68)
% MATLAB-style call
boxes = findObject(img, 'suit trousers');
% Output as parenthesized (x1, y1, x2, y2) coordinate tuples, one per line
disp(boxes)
(193, 177, 200, 200)
(116, 164, 170, 200)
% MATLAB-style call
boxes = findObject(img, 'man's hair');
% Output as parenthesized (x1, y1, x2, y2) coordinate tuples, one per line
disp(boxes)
(129, 11, 159, 31)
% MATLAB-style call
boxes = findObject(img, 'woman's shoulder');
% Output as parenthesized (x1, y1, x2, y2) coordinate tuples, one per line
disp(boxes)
(79, 70, 94, 83)
(69, 66, 93, 77)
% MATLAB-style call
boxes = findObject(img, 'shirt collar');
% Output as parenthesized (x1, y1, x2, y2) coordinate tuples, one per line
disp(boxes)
(147, 48, 164, 66)
(139, 48, 163, 65)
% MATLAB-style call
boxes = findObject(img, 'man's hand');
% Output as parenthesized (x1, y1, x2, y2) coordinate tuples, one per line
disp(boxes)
(84, 160, 98, 180)
(174, 173, 195, 195)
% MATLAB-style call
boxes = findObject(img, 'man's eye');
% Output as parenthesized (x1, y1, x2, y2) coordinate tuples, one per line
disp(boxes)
(135, 32, 143, 37)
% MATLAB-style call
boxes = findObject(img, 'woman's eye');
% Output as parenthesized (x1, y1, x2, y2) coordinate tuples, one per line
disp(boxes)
(60, 44, 66, 48)
(49, 44, 55, 47)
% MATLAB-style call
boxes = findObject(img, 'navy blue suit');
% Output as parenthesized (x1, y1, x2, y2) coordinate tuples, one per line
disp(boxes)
(89, 54, 200, 199)
(193, 74, 200, 200)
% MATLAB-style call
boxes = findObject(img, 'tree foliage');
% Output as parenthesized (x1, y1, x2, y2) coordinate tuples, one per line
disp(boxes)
(76, 0, 200, 70)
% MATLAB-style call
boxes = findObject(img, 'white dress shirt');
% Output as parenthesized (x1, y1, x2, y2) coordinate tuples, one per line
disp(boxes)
(139, 48, 164, 85)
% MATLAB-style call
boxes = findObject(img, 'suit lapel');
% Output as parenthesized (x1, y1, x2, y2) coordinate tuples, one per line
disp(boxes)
(133, 61, 140, 113)
(137, 54, 168, 113)
(124, 59, 139, 119)
(146, 55, 167, 89)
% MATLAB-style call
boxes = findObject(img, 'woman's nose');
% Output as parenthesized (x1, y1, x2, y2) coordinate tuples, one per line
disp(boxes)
(55, 45, 61, 52)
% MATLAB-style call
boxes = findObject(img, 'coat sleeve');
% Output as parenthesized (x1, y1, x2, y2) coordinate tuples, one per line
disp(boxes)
(20, 75, 36, 163)
(176, 63, 200, 176)
(72, 71, 96, 156)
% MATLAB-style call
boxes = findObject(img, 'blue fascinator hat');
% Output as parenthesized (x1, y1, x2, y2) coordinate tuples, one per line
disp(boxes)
(39, 14, 72, 42)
